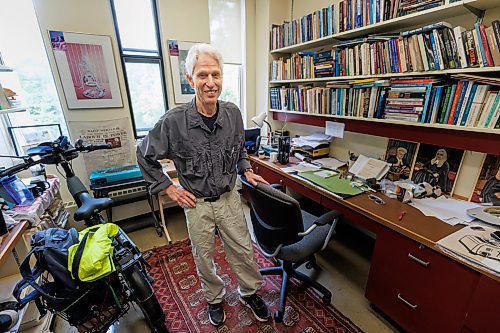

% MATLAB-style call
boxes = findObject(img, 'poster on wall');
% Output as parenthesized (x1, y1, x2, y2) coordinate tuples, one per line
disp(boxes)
(49, 30, 123, 109)
(168, 39, 201, 104)
(470, 154, 500, 205)
(410, 143, 465, 196)
(384, 139, 419, 181)
(69, 118, 133, 174)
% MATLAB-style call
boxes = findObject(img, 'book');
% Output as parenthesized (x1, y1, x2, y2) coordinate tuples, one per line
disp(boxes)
(476, 91, 498, 127)
(447, 80, 464, 124)
(472, 28, 485, 67)
(458, 83, 477, 126)
(453, 26, 468, 68)
(485, 26, 500, 66)
(349, 154, 391, 180)
(465, 85, 490, 127)
(484, 93, 500, 128)
(437, 85, 452, 124)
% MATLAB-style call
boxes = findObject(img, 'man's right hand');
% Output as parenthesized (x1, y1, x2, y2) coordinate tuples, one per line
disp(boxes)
(166, 185, 197, 209)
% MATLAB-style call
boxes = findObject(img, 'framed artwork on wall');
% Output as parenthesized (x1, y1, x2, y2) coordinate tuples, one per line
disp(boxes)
(49, 30, 123, 109)
(8, 124, 62, 156)
(168, 40, 201, 104)
(384, 139, 419, 181)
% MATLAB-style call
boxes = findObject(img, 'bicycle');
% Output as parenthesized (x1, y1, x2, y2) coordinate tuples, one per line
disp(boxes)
(0, 136, 168, 333)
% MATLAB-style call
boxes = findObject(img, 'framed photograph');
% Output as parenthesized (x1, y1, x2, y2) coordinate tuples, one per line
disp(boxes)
(49, 31, 123, 109)
(384, 139, 419, 181)
(8, 124, 62, 156)
(168, 40, 201, 104)
(410, 143, 465, 196)
(470, 154, 500, 205)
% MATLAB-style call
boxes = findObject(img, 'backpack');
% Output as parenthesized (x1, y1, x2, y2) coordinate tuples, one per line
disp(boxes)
(13, 228, 80, 311)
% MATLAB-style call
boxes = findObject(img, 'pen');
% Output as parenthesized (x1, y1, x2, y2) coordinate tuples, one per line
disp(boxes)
(398, 211, 407, 221)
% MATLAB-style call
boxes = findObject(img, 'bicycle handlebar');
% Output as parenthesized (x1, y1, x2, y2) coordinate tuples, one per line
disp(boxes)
(0, 136, 112, 179)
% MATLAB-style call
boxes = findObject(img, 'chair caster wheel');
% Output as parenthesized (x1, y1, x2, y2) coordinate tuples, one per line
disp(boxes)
(322, 294, 331, 304)
(155, 228, 163, 237)
(274, 311, 283, 323)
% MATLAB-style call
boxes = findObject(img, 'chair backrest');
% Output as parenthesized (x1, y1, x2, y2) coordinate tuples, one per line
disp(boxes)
(241, 176, 304, 253)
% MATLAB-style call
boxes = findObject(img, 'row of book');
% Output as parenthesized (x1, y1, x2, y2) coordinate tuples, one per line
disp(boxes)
(269, 77, 500, 129)
(270, 0, 445, 50)
(270, 21, 500, 81)
(270, 4, 336, 51)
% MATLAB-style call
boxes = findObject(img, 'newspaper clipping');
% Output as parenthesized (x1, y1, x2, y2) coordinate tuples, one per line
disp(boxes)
(69, 118, 133, 174)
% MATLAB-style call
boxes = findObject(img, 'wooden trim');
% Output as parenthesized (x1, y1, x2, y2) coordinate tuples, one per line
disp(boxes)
(0, 221, 29, 267)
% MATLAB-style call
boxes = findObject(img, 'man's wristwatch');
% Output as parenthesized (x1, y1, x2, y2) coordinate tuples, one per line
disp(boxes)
(243, 168, 254, 175)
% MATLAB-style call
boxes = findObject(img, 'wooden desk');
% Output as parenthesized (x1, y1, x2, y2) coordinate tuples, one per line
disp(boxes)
(249, 156, 499, 333)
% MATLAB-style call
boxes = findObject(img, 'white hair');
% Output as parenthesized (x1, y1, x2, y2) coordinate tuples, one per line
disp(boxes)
(184, 43, 224, 76)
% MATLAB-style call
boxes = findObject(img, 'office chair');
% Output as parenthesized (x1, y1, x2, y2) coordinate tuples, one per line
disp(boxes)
(241, 176, 342, 322)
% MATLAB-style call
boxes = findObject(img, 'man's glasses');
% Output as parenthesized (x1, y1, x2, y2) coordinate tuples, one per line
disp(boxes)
(368, 194, 386, 205)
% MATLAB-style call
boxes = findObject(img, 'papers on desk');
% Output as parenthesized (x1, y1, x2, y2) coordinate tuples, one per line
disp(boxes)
(292, 132, 333, 149)
(409, 196, 480, 225)
(437, 224, 500, 276)
(314, 157, 346, 170)
(349, 154, 390, 181)
(282, 162, 321, 173)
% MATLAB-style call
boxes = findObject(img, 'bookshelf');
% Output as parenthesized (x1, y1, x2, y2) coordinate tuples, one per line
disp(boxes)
(267, 0, 500, 155)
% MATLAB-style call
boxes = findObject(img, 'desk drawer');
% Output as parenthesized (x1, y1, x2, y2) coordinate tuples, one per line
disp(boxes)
(366, 227, 479, 333)
(253, 164, 284, 186)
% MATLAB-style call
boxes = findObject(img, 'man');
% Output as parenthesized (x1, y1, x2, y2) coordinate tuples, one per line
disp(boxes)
(387, 147, 410, 180)
(137, 44, 270, 327)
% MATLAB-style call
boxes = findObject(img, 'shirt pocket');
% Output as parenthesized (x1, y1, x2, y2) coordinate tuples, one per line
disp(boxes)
(222, 143, 240, 175)
(175, 152, 205, 178)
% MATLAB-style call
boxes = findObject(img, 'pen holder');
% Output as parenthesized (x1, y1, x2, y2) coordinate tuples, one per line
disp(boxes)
(278, 136, 291, 164)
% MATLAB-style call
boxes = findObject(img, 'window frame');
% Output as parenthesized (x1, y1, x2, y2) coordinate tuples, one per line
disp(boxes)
(109, 0, 168, 138)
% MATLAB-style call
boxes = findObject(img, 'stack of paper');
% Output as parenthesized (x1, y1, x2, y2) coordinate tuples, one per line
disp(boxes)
(437, 224, 500, 275)
(409, 196, 480, 225)
(314, 157, 346, 170)
(292, 132, 333, 150)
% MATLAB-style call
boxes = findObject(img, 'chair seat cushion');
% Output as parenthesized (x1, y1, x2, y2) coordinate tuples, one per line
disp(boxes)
(277, 210, 332, 262)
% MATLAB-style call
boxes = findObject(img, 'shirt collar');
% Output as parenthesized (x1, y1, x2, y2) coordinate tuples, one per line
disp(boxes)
(186, 98, 224, 130)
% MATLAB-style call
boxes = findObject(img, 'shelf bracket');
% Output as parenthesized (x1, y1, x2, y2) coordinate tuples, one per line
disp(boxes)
(463, 4, 485, 20)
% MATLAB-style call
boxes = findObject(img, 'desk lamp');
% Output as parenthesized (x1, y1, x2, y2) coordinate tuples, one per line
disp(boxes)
(251, 112, 274, 146)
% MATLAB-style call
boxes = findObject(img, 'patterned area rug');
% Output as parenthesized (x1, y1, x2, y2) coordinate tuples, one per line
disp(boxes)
(146, 238, 364, 333)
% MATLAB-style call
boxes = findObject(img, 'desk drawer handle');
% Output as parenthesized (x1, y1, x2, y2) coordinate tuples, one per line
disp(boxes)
(397, 293, 418, 310)
(255, 166, 259, 174)
(408, 253, 430, 267)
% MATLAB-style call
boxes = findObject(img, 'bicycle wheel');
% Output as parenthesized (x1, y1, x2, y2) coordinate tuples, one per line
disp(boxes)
(124, 264, 168, 333)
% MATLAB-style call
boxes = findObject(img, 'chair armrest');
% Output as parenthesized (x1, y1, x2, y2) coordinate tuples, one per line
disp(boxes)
(298, 211, 342, 237)
(270, 183, 284, 192)
(314, 210, 342, 226)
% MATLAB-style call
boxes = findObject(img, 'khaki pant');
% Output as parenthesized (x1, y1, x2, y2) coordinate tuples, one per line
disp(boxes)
(184, 189, 263, 304)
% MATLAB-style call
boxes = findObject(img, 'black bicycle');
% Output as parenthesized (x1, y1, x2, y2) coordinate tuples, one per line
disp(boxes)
(0, 136, 168, 333)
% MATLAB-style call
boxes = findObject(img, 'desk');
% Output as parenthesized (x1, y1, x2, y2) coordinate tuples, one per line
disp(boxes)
(249, 156, 499, 333)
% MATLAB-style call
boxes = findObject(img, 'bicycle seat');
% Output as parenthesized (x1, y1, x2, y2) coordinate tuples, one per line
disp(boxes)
(74, 192, 113, 221)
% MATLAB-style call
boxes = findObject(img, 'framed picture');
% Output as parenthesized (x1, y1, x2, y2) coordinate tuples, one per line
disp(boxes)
(8, 124, 62, 156)
(168, 40, 201, 104)
(410, 143, 465, 196)
(470, 154, 500, 205)
(49, 31, 123, 109)
(384, 139, 419, 181)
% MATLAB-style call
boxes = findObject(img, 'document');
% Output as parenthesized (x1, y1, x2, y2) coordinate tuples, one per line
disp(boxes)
(437, 224, 500, 275)
(325, 121, 345, 138)
(314, 157, 346, 170)
(349, 154, 390, 180)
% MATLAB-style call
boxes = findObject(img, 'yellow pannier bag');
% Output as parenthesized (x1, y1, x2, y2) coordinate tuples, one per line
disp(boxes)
(67, 223, 119, 282)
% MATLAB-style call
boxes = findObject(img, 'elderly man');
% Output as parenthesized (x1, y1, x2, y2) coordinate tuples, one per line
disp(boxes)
(136, 44, 270, 327)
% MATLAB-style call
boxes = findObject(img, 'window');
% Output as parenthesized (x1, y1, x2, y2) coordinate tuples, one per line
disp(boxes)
(209, 0, 244, 114)
(0, 0, 68, 159)
(110, 0, 168, 137)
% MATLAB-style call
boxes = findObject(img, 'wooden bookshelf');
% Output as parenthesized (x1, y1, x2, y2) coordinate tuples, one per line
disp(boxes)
(0, 221, 29, 267)
(270, 66, 500, 84)
(271, 0, 498, 54)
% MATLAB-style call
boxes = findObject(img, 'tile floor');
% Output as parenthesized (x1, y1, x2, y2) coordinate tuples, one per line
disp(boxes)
(53, 203, 399, 333)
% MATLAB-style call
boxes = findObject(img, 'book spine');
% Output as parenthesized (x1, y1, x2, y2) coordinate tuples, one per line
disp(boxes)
(453, 27, 468, 68)
(472, 27, 485, 67)
(492, 20, 500, 49)
(442, 84, 457, 124)
(459, 84, 478, 126)
(484, 93, 500, 128)
(479, 23, 494, 66)
(452, 81, 470, 125)
(447, 81, 464, 124)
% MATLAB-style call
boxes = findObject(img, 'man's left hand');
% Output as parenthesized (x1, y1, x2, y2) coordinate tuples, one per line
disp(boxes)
(244, 170, 269, 186)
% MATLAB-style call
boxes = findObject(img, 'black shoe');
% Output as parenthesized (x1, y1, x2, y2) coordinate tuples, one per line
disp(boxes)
(240, 294, 270, 322)
(208, 302, 226, 326)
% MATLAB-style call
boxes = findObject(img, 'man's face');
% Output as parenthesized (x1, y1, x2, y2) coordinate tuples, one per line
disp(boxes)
(436, 150, 446, 160)
(397, 150, 405, 158)
(186, 53, 222, 106)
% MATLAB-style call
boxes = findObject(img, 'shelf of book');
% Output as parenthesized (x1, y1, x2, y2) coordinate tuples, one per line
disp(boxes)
(270, 109, 499, 154)
(271, 0, 497, 54)
(270, 66, 500, 84)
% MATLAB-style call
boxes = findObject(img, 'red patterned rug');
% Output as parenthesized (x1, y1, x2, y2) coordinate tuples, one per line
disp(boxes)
(146, 238, 364, 333)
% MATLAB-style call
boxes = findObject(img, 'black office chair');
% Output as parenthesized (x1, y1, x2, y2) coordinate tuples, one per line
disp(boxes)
(241, 176, 342, 322)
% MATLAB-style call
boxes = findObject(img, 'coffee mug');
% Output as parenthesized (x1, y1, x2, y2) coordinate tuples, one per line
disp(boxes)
(269, 152, 278, 163)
